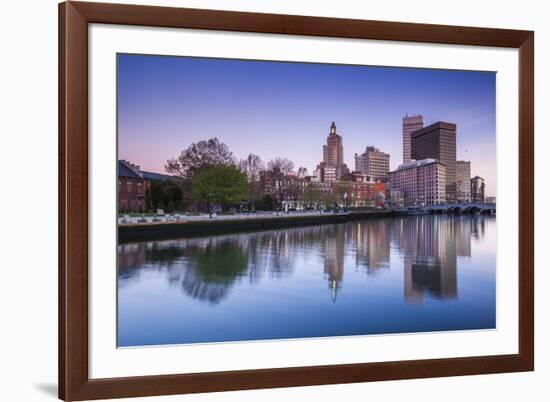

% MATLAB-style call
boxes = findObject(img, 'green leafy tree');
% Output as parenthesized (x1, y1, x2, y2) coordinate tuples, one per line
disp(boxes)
(145, 180, 184, 212)
(255, 194, 278, 211)
(192, 165, 249, 212)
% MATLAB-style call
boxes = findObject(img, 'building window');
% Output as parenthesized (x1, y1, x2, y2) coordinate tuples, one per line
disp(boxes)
(127, 182, 132, 193)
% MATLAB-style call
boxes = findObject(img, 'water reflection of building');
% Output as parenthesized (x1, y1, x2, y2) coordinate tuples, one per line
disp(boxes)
(118, 243, 147, 270)
(354, 220, 390, 273)
(470, 215, 486, 240)
(402, 216, 459, 304)
(322, 225, 346, 302)
(118, 215, 480, 306)
(455, 217, 472, 257)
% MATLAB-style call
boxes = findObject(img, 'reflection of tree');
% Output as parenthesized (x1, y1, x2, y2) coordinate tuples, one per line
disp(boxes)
(178, 241, 248, 304)
(146, 243, 186, 265)
(192, 241, 248, 284)
(118, 215, 488, 306)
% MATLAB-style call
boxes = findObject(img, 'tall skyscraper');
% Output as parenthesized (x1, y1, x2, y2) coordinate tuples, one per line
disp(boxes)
(403, 114, 424, 163)
(323, 122, 344, 167)
(321, 122, 348, 180)
(354, 146, 390, 182)
(471, 176, 485, 203)
(411, 121, 457, 202)
(456, 160, 471, 202)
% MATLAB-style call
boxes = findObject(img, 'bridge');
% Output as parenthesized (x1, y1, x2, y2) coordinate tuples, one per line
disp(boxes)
(426, 202, 496, 215)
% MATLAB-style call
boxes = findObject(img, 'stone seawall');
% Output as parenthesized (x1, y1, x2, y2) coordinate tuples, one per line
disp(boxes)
(119, 210, 402, 243)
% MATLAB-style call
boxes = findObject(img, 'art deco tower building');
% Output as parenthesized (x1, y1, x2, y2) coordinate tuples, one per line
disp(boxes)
(323, 122, 344, 167)
(321, 122, 348, 180)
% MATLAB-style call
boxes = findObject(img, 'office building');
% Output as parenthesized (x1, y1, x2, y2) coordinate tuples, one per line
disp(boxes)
(403, 114, 424, 163)
(354, 146, 390, 182)
(411, 121, 457, 202)
(456, 160, 471, 202)
(471, 176, 485, 202)
(388, 159, 446, 206)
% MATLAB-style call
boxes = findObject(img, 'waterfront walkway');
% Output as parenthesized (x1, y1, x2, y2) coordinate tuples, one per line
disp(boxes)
(118, 210, 351, 226)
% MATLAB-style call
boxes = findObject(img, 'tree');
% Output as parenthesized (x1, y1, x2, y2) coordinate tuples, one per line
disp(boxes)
(300, 185, 324, 210)
(239, 154, 265, 211)
(145, 179, 184, 212)
(255, 194, 278, 211)
(165, 138, 236, 178)
(267, 157, 295, 176)
(192, 165, 249, 212)
(239, 153, 265, 182)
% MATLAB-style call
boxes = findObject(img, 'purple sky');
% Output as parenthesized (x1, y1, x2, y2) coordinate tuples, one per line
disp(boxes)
(118, 54, 496, 196)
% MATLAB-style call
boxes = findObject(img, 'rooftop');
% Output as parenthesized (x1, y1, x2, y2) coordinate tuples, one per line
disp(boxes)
(118, 160, 142, 179)
(393, 158, 445, 172)
(411, 121, 456, 138)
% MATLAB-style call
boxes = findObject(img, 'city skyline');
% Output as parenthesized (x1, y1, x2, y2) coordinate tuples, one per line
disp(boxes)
(118, 54, 497, 195)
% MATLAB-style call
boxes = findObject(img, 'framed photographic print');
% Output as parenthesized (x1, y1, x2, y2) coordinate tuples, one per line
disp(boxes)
(59, 1, 534, 400)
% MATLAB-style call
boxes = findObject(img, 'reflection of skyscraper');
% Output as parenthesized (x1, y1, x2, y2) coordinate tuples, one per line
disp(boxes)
(354, 220, 390, 272)
(471, 215, 486, 239)
(402, 216, 459, 303)
(322, 225, 346, 302)
(454, 217, 472, 257)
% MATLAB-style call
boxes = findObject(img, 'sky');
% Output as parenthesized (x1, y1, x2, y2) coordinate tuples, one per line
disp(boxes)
(118, 53, 497, 196)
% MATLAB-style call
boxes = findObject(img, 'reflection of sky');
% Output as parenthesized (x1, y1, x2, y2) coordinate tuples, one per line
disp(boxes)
(118, 54, 496, 195)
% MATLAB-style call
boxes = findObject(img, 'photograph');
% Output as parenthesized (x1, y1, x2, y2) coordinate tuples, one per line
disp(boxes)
(116, 54, 497, 347)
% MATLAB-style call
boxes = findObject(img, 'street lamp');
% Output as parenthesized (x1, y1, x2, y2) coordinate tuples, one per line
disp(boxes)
(207, 192, 213, 218)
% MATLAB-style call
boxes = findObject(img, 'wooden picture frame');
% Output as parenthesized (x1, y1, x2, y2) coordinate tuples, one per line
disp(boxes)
(59, 1, 534, 400)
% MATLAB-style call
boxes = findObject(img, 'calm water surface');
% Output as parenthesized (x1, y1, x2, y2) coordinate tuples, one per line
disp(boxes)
(118, 215, 496, 347)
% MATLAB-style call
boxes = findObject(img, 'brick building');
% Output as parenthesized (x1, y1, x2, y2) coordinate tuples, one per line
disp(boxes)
(118, 160, 146, 212)
(118, 160, 187, 213)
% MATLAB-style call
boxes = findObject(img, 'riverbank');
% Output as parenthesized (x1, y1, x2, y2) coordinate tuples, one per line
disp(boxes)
(118, 210, 403, 243)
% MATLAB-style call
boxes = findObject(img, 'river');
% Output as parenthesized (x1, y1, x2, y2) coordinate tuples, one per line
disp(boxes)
(117, 215, 496, 347)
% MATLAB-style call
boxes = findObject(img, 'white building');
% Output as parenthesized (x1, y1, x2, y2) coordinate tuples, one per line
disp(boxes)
(388, 159, 446, 206)
(323, 166, 338, 183)
(456, 160, 471, 202)
(354, 146, 390, 181)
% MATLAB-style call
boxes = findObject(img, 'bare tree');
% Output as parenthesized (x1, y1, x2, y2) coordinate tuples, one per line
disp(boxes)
(238, 154, 266, 211)
(239, 153, 265, 183)
(267, 157, 295, 176)
(165, 138, 236, 178)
